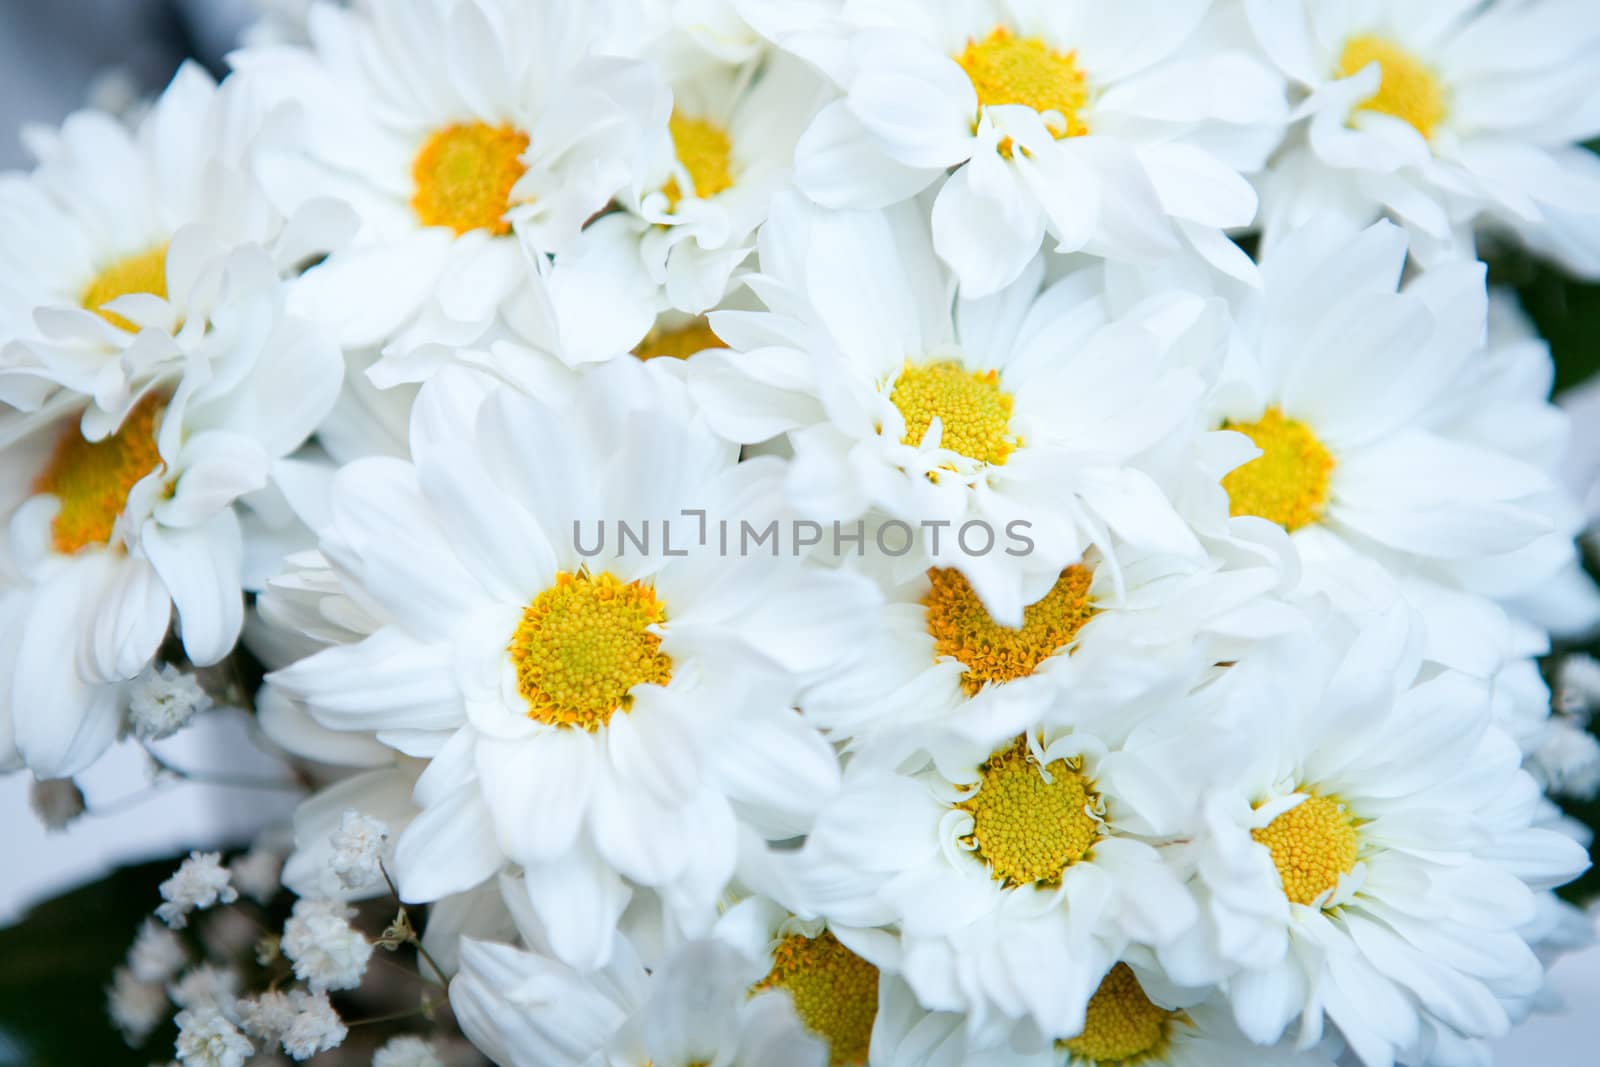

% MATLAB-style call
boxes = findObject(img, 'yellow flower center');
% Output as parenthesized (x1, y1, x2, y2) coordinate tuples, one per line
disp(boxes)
(888, 361, 1017, 466)
(1252, 794, 1361, 908)
(33, 393, 166, 555)
(82, 245, 170, 333)
(1336, 35, 1448, 140)
(1220, 407, 1335, 532)
(662, 111, 735, 210)
(634, 318, 727, 361)
(507, 570, 672, 731)
(959, 736, 1101, 887)
(411, 122, 530, 236)
(1060, 964, 1182, 1065)
(955, 27, 1090, 143)
(924, 565, 1095, 696)
(751, 931, 878, 1067)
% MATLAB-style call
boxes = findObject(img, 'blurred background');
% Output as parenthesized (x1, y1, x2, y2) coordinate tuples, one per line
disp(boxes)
(1, 1, 1599, 1064)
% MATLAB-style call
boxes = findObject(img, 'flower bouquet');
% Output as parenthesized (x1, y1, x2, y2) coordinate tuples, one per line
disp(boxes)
(4, 2, 1600, 1066)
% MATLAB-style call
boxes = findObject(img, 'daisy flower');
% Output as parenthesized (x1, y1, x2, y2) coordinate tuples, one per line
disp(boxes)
(0, 61, 350, 434)
(742, 0, 1287, 294)
(689, 195, 1209, 626)
(1050, 965, 1337, 1067)
(0, 244, 339, 778)
(1247, 0, 1600, 272)
(230, 0, 665, 356)
(268, 363, 877, 970)
(714, 895, 891, 1066)
(772, 682, 1212, 1045)
(1201, 217, 1579, 623)
(802, 539, 1298, 767)
(450, 935, 827, 1067)
(1169, 610, 1590, 1066)
(597, 28, 832, 319)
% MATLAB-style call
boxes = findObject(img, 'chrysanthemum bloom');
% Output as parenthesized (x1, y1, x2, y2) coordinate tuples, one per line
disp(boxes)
(231, 0, 664, 357)
(1247, 0, 1600, 273)
(0, 247, 339, 779)
(269, 364, 877, 969)
(801, 540, 1298, 766)
(690, 196, 1210, 626)
(0, 62, 350, 433)
(742, 0, 1287, 294)
(1195, 219, 1593, 642)
(451, 936, 827, 1067)
(771, 664, 1218, 1045)
(1167, 611, 1589, 1067)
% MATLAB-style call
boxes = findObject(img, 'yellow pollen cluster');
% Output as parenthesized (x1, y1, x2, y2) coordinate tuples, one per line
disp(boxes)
(1220, 407, 1335, 532)
(508, 570, 672, 731)
(923, 565, 1095, 696)
(662, 111, 735, 210)
(412, 122, 530, 236)
(955, 27, 1090, 145)
(634, 318, 727, 361)
(1337, 35, 1448, 140)
(1060, 964, 1181, 1065)
(888, 361, 1017, 466)
(82, 245, 170, 332)
(33, 392, 166, 556)
(959, 736, 1100, 887)
(1252, 794, 1361, 908)
(751, 932, 879, 1067)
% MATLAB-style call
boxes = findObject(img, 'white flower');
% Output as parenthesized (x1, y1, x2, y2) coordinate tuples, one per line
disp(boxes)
(328, 809, 389, 892)
(1168, 610, 1589, 1067)
(0, 62, 348, 427)
(281, 898, 373, 992)
(802, 539, 1297, 765)
(229, 846, 284, 907)
(372, 1035, 445, 1067)
(157, 853, 239, 929)
(168, 965, 242, 1016)
(607, 48, 830, 317)
(27, 776, 85, 831)
(239, 991, 298, 1041)
(129, 664, 213, 741)
(1248, 0, 1600, 274)
(174, 1007, 254, 1067)
(770, 677, 1210, 1044)
(129, 918, 190, 984)
(1192, 218, 1588, 635)
(269, 363, 876, 970)
(1556, 653, 1600, 716)
(278, 990, 346, 1061)
(1529, 719, 1600, 801)
(450, 935, 827, 1067)
(231, 0, 664, 358)
(689, 196, 1207, 625)
(744, 0, 1286, 293)
(108, 966, 169, 1046)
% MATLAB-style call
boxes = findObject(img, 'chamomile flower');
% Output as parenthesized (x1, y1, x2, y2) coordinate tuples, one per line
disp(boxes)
(268, 363, 876, 970)
(0, 61, 349, 435)
(610, 50, 831, 317)
(776, 699, 1207, 1044)
(1202, 218, 1576, 621)
(714, 895, 890, 1066)
(450, 935, 828, 1067)
(743, 0, 1286, 294)
(1169, 611, 1590, 1067)
(1248, 0, 1600, 273)
(690, 196, 1207, 625)
(803, 540, 1297, 767)
(231, 0, 664, 356)
(0, 242, 339, 778)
